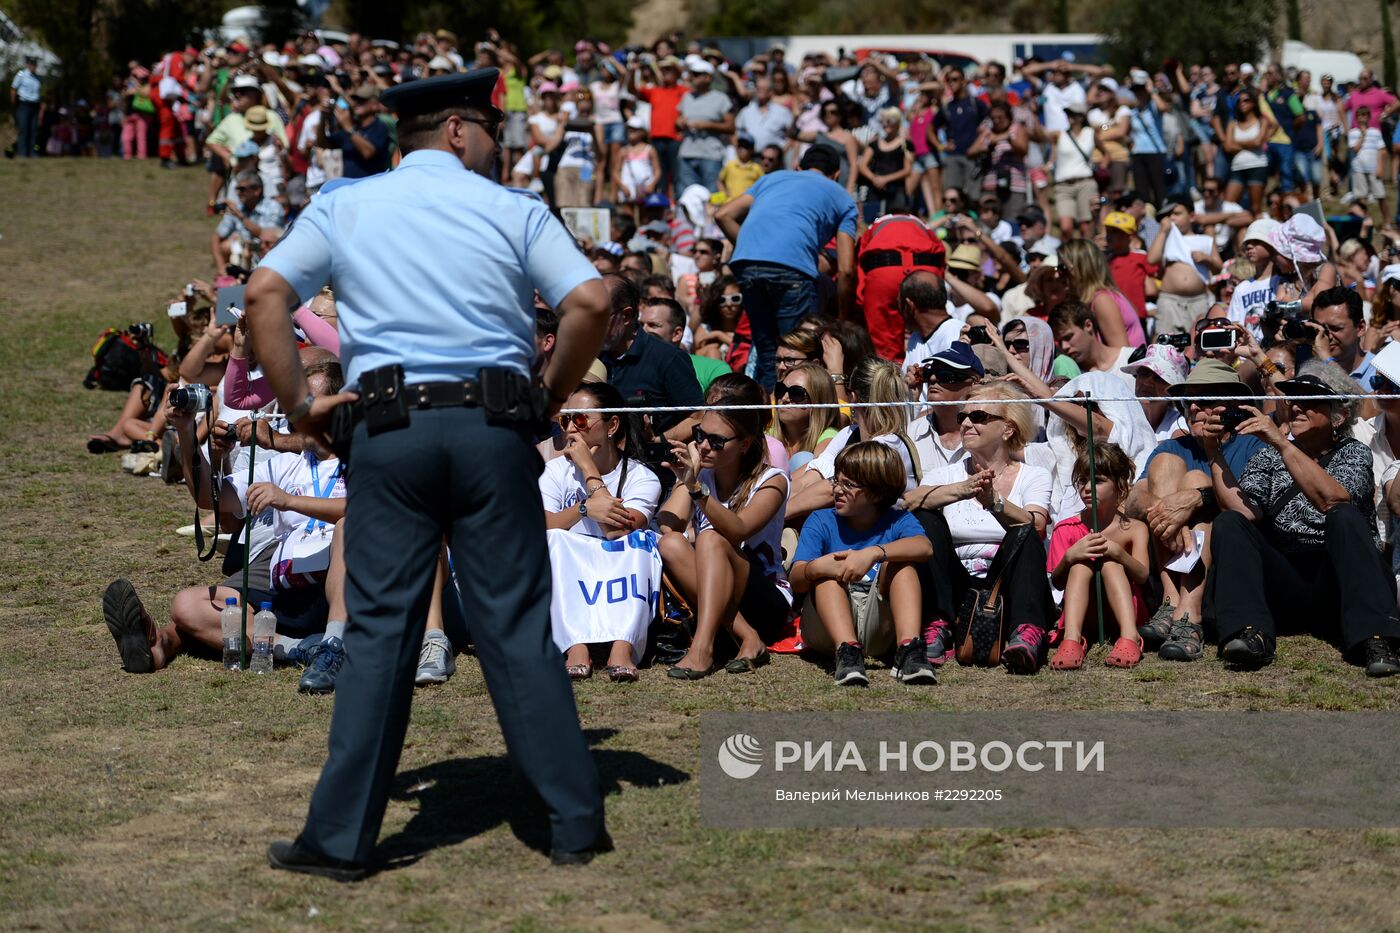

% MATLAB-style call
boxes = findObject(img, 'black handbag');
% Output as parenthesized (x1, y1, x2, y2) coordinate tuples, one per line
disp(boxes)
(952, 524, 1033, 666)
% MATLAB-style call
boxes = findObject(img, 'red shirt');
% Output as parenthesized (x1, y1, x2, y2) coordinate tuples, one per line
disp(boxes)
(638, 85, 688, 140)
(1109, 251, 1152, 321)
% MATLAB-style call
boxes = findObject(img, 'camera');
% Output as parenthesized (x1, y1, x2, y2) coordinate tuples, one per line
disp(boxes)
(1219, 407, 1252, 432)
(1197, 326, 1237, 352)
(169, 383, 213, 415)
(966, 325, 992, 345)
(1282, 317, 1315, 341)
(1156, 332, 1191, 350)
(127, 322, 154, 344)
(641, 440, 676, 466)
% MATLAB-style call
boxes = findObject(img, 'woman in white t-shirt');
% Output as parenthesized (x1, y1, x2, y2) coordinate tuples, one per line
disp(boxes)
(658, 376, 791, 679)
(541, 384, 662, 681)
(909, 383, 1056, 674)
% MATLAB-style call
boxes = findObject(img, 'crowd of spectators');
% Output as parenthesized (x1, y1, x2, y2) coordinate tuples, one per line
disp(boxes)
(76, 25, 1400, 689)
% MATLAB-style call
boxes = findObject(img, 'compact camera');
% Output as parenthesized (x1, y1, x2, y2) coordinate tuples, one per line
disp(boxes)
(1196, 327, 1237, 352)
(1156, 332, 1191, 350)
(169, 383, 213, 415)
(127, 322, 154, 344)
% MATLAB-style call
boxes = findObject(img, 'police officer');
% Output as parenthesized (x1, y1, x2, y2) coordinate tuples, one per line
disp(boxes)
(246, 69, 613, 880)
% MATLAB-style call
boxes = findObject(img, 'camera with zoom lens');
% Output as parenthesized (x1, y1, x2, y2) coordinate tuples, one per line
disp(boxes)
(1156, 332, 1191, 350)
(169, 383, 213, 415)
(127, 322, 154, 344)
(1263, 299, 1310, 341)
(1220, 406, 1252, 432)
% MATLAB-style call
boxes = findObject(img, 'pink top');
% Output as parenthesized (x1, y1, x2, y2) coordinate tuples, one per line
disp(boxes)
(224, 305, 340, 409)
(1046, 515, 1146, 625)
(1345, 87, 1397, 129)
(1093, 288, 1147, 348)
(909, 109, 935, 157)
(765, 435, 790, 475)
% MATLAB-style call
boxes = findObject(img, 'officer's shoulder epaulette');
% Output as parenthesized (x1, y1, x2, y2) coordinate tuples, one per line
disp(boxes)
(504, 186, 545, 204)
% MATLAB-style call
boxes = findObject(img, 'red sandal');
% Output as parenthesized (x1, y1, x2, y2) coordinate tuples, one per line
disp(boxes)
(1049, 637, 1087, 670)
(1104, 635, 1144, 668)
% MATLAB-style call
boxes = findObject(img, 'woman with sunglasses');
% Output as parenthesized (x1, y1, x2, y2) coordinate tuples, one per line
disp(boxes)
(693, 275, 752, 373)
(541, 383, 662, 682)
(911, 383, 1056, 673)
(658, 375, 791, 679)
(771, 363, 840, 475)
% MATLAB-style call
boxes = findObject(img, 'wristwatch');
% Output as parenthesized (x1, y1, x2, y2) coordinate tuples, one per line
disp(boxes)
(831, 374, 847, 386)
(287, 392, 316, 427)
(578, 501, 589, 517)
(689, 482, 711, 502)
(991, 493, 1006, 516)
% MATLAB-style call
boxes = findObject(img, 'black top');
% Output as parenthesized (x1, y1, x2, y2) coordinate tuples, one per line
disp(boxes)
(603, 330, 704, 434)
(1237, 437, 1376, 552)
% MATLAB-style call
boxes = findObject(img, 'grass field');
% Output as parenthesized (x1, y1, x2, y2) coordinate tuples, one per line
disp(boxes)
(4, 158, 1400, 931)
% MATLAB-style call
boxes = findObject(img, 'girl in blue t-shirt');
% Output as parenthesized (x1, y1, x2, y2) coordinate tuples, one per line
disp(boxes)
(790, 442, 934, 687)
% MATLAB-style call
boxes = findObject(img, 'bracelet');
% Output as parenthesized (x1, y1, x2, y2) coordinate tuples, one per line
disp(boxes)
(1257, 357, 1280, 377)
(830, 374, 847, 385)
(876, 544, 888, 563)
(287, 392, 316, 427)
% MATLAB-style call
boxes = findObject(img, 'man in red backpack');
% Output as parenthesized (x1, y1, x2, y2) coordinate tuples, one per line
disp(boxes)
(857, 213, 947, 364)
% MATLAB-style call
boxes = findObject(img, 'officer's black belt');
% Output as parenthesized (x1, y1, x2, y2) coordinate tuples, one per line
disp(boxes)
(405, 379, 487, 409)
(859, 249, 947, 273)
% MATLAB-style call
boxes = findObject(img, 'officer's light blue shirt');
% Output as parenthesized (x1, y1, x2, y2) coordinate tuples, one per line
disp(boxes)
(259, 149, 599, 387)
(729, 170, 858, 279)
(11, 68, 41, 103)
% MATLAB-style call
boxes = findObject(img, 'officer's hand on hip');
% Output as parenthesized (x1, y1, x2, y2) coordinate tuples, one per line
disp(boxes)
(292, 391, 360, 448)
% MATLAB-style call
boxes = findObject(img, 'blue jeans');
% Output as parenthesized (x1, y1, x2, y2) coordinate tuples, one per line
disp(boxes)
(734, 262, 818, 390)
(652, 137, 679, 198)
(675, 156, 721, 194)
(16, 101, 38, 158)
(1292, 148, 1321, 191)
(1268, 142, 1296, 192)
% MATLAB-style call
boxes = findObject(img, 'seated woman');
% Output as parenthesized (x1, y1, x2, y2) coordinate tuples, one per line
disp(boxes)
(911, 383, 1056, 673)
(1047, 443, 1150, 670)
(658, 375, 791, 679)
(1207, 361, 1400, 676)
(791, 442, 935, 686)
(771, 363, 840, 475)
(540, 382, 662, 683)
(789, 357, 921, 523)
(692, 275, 752, 373)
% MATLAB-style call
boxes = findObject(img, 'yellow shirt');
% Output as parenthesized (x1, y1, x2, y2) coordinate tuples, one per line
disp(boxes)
(719, 159, 764, 198)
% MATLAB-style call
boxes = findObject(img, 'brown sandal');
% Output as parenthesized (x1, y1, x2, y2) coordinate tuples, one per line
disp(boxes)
(566, 663, 593, 680)
(605, 665, 638, 683)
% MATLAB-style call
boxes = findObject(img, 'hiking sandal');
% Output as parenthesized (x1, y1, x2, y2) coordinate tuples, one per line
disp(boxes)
(1158, 615, 1203, 662)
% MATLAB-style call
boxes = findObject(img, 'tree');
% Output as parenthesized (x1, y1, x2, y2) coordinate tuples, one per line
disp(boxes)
(1100, 0, 1275, 72)
(1285, 0, 1302, 41)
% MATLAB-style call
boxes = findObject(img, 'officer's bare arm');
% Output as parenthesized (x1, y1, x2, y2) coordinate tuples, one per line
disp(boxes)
(544, 279, 611, 413)
(247, 268, 313, 415)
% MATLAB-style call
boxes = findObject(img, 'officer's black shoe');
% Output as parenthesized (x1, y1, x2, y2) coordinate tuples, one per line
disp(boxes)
(1220, 626, 1276, 669)
(267, 839, 369, 882)
(1362, 636, 1400, 678)
(550, 830, 614, 866)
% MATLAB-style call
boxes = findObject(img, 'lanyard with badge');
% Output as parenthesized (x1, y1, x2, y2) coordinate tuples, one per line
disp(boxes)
(301, 456, 341, 537)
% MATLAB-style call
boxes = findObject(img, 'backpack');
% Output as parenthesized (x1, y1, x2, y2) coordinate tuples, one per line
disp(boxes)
(84, 327, 167, 391)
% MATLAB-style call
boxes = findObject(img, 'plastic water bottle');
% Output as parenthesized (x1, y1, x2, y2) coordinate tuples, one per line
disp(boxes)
(250, 601, 276, 674)
(220, 597, 243, 671)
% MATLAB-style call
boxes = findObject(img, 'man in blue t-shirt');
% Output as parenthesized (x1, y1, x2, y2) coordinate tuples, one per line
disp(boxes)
(1127, 359, 1265, 662)
(321, 84, 392, 178)
(714, 145, 858, 389)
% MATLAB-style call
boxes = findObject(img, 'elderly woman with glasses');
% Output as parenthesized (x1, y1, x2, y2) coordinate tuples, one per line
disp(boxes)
(1207, 361, 1400, 676)
(540, 383, 663, 682)
(910, 382, 1056, 673)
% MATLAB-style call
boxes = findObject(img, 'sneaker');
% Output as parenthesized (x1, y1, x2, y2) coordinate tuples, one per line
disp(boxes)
(1220, 626, 1276, 669)
(833, 642, 869, 687)
(1001, 624, 1045, 675)
(1362, 636, 1400, 678)
(1158, 614, 1204, 662)
(298, 636, 346, 694)
(892, 637, 937, 685)
(1139, 601, 1175, 648)
(923, 619, 955, 666)
(415, 630, 456, 686)
(279, 633, 323, 667)
(1338, 190, 1358, 205)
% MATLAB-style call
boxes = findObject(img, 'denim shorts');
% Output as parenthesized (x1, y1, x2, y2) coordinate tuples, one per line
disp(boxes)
(914, 152, 941, 172)
(601, 122, 625, 145)
(1230, 165, 1269, 187)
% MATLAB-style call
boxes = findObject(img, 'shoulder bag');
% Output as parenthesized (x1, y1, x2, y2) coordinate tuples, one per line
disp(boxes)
(952, 522, 1034, 666)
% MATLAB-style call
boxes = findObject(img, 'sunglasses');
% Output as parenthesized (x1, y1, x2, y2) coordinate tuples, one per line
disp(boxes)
(693, 426, 736, 450)
(955, 410, 1006, 426)
(557, 413, 596, 431)
(1374, 373, 1397, 393)
(459, 114, 504, 140)
(719, 293, 744, 305)
(1006, 338, 1031, 353)
(774, 383, 810, 404)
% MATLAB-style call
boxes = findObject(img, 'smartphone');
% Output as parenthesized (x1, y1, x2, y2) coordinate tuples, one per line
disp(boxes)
(336, 97, 350, 111)
(215, 284, 246, 326)
(167, 300, 188, 319)
(1197, 327, 1237, 352)
(642, 440, 675, 465)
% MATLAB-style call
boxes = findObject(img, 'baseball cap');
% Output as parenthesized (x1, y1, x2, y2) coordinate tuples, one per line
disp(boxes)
(656, 56, 682, 70)
(642, 192, 671, 208)
(736, 133, 755, 148)
(1121, 343, 1189, 386)
(687, 58, 715, 75)
(538, 81, 560, 95)
(929, 342, 985, 377)
(641, 220, 670, 237)
(1016, 207, 1047, 227)
(626, 114, 649, 130)
(427, 55, 454, 71)
(1240, 63, 1256, 76)
(542, 65, 563, 80)
(231, 74, 261, 91)
(232, 140, 259, 158)
(1103, 211, 1137, 235)
(1129, 68, 1151, 86)
(1381, 263, 1400, 287)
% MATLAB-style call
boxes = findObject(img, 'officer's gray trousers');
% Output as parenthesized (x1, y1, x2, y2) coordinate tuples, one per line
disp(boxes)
(300, 407, 605, 862)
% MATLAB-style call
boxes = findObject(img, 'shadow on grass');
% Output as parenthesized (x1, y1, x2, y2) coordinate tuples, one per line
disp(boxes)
(376, 728, 689, 868)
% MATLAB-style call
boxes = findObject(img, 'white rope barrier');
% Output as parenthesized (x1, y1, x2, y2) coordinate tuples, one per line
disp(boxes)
(561, 394, 1397, 415)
